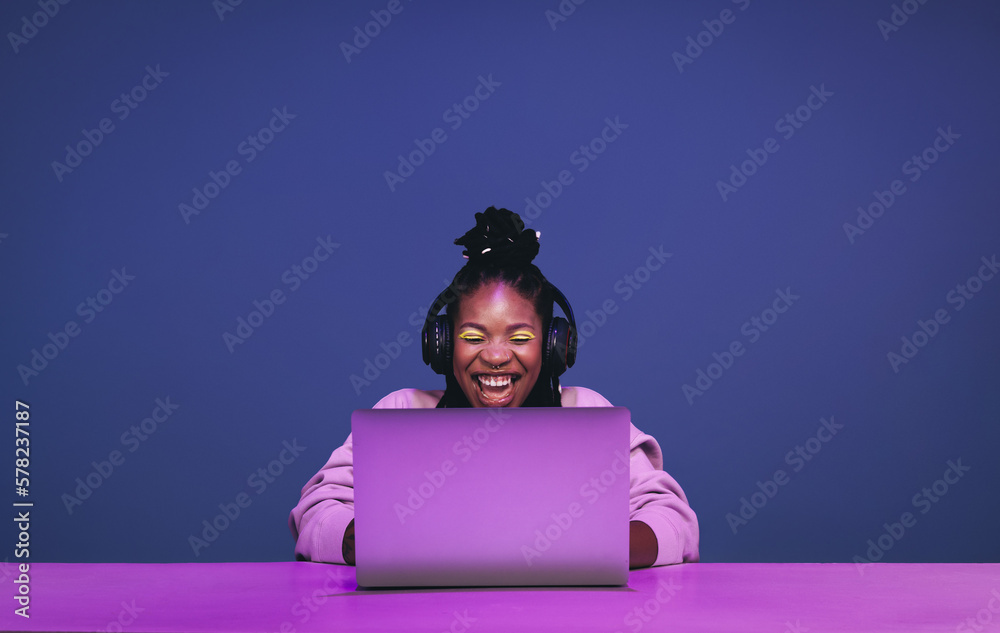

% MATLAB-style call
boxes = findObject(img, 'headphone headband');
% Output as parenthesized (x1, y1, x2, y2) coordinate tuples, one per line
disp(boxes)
(548, 283, 576, 334)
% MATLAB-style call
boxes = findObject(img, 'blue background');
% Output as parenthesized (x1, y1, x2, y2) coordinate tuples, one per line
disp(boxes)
(2, 0, 998, 565)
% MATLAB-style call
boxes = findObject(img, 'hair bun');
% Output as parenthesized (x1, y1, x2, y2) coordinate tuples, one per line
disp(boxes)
(454, 206, 539, 266)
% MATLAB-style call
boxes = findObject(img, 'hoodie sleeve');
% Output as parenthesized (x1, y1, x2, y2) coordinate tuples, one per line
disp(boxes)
(288, 389, 430, 563)
(563, 386, 700, 565)
(627, 427, 700, 565)
(288, 432, 356, 564)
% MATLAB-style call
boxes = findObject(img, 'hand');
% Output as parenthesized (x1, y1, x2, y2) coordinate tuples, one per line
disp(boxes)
(629, 520, 657, 569)
(343, 519, 355, 565)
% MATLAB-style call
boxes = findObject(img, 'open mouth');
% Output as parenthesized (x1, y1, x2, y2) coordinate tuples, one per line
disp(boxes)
(474, 373, 520, 406)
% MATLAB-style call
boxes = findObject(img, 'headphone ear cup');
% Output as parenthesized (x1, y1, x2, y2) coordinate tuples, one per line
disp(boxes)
(422, 315, 452, 375)
(546, 317, 575, 377)
(565, 319, 577, 370)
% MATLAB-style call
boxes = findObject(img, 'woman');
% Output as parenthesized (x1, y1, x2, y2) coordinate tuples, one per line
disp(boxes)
(289, 207, 699, 568)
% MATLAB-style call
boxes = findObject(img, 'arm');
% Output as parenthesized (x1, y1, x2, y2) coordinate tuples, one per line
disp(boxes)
(288, 389, 439, 563)
(563, 387, 700, 566)
(627, 429, 700, 566)
(288, 433, 356, 564)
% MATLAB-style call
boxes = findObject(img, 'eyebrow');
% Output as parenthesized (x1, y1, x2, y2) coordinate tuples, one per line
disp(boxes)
(458, 322, 536, 332)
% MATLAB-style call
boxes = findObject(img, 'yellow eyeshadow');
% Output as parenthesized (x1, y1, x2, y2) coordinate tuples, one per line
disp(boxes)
(458, 331, 484, 341)
(510, 331, 535, 340)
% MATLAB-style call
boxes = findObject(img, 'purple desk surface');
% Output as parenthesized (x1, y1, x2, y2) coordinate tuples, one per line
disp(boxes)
(4, 562, 999, 632)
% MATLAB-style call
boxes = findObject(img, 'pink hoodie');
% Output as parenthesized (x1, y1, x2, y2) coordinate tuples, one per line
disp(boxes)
(288, 386, 700, 566)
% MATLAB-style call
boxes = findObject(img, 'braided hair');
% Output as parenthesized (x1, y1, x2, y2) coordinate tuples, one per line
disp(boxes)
(436, 207, 563, 408)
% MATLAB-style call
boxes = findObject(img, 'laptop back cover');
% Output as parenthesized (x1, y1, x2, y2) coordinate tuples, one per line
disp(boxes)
(353, 406, 630, 587)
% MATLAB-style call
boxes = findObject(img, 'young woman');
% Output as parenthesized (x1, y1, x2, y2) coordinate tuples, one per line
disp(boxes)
(289, 207, 699, 568)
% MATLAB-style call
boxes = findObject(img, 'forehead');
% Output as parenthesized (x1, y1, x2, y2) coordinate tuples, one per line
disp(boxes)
(456, 282, 541, 327)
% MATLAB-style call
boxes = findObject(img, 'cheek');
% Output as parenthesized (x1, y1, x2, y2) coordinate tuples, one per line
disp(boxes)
(453, 343, 480, 379)
(521, 342, 543, 374)
(452, 342, 471, 366)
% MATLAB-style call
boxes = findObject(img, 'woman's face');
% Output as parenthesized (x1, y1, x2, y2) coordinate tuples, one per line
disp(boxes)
(452, 281, 543, 407)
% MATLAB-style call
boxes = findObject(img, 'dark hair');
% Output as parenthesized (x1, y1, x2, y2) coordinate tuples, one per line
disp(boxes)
(436, 207, 563, 408)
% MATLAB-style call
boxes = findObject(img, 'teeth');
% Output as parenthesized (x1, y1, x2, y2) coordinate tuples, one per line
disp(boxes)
(478, 375, 513, 388)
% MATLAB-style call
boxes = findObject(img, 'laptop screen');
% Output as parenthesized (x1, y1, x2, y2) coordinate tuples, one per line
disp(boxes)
(353, 406, 631, 587)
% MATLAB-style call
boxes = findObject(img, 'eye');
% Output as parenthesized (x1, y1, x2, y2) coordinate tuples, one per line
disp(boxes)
(510, 331, 535, 343)
(458, 331, 485, 343)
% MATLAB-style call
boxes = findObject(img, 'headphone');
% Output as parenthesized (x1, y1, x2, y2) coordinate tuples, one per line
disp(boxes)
(421, 281, 578, 378)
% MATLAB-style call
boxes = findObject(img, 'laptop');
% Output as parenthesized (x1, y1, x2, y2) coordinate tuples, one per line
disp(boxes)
(352, 406, 631, 587)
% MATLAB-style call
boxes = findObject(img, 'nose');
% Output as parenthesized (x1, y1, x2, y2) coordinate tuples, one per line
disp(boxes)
(479, 342, 511, 367)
